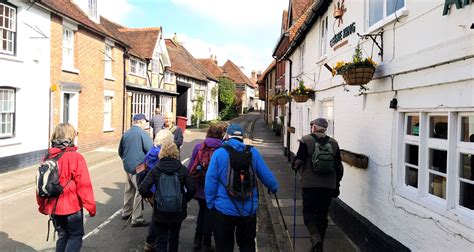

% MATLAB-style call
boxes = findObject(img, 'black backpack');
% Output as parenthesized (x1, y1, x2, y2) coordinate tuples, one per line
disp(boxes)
(222, 145, 256, 201)
(36, 151, 67, 198)
(154, 170, 183, 214)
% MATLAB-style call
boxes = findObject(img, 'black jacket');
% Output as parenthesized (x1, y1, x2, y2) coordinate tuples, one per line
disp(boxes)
(139, 157, 195, 223)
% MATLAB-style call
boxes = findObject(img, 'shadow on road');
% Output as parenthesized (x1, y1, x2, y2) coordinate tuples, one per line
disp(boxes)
(0, 231, 36, 252)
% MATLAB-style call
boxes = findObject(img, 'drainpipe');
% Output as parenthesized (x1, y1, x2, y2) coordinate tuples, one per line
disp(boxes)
(122, 48, 129, 134)
(286, 58, 293, 161)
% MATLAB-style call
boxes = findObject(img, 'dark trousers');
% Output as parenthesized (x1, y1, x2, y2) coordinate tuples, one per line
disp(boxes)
(54, 210, 84, 252)
(302, 188, 333, 241)
(211, 209, 256, 252)
(195, 198, 212, 243)
(146, 220, 157, 244)
(155, 221, 182, 252)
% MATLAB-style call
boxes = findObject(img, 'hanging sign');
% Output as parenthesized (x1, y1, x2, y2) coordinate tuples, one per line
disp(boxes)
(330, 22, 356, 48)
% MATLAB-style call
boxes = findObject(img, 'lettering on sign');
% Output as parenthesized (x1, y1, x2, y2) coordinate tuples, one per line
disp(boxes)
(443, 0, 472, 15)
(330, 22, 356, 48)
(333, 40, 348, 51)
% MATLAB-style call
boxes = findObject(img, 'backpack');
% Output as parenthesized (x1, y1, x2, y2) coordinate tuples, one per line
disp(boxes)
(310, 135, 335, 174)
(222, 145, 256, 201)
(154, 170, 183, 214)
(189, 143, 217, 185)
(36, 151, 67, 198)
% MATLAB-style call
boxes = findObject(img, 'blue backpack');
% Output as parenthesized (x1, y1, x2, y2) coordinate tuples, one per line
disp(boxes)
(154, 171, 183, 214)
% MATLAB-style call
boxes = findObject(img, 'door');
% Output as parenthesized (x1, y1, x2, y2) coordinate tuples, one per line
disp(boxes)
(60, 91, 79, 134)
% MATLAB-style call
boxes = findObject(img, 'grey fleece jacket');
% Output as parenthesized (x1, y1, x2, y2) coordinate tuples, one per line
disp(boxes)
(294, 133, 344, 189)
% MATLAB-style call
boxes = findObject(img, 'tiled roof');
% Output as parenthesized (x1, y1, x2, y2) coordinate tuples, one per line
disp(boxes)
(165, 39, 208, 81)
(257, 60, 276, 84)
(222, 60, 254, 88)
(120, 28, 160, 59)
(197, 59, 224, 80)
(289, 1, 315, 41)
(291, 0, 312, 25)
(39, 0, 128, 46)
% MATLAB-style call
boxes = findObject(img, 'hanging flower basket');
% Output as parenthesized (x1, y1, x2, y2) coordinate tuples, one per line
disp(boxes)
(292, 94, 310, 103)
(271, 99, 278, 106)
(342, 66, 375, 86)
(277, 97, 288, 105)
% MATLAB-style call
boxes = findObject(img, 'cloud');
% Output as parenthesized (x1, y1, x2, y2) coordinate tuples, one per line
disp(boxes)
(171, 0, 287, 31)
(99, 0, 135, 23)
(172, 33, 273, 76)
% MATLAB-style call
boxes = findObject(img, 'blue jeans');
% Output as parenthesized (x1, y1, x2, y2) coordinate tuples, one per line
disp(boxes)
(54, 210, 84, 252)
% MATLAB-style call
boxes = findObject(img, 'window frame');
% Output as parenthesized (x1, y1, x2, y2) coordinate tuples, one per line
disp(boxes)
(367, 0, 407, 32)
(0, 2, 17, 56)
(88, 0, 98, 20)
(397, 111, 474, 227)
(0, 87, 16, 139)
(104, 44, 113, 79)
(319, 16, 328, 59)
(62, 27, 75, 70)
(103, 95, 113, 131)
(164, 71, 173, 83)
(130, 58, 147, 77)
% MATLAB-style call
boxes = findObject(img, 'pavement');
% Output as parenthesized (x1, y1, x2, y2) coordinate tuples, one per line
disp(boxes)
(249, 114, 359, 252)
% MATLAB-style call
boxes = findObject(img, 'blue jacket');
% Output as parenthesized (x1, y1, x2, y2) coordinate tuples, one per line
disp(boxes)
(118, 125, 153, 174)
(205, 138, 279, 216)
(141, 145, 161, 192)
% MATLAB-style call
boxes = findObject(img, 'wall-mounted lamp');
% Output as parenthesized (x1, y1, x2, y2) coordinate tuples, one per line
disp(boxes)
(389, 98, 398, 109)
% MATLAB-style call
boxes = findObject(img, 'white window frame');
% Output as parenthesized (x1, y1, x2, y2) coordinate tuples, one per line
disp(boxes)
(367, 0, 407, 32)
(299, 42, 305, 73)
(104, 44, 113, 79)
(159, 95, 173, 114)
(0, 88, 15, 138)
(88, 0, 98, 21)
(62, 27, 75, 71)
(164, 71, 173, 83)
(397, 111, 474, 227)
(152, 51, 160, 74)
(103, 96, 113, 131)
(321, 99, 334, 137)
(131, 92, 156, 125)
(0, 2, 16, 55)
(319, 16, 328, 59)
(130, 58, 147, 77)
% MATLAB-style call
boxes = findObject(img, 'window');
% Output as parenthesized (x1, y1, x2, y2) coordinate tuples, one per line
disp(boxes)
(131, 93, 156, 123)
(0, 88, 15, 138)
(299, 42, 305, 72)
(164, 71, 173, 83)
(320, 16, 328, 58)
(369, 0, 405, 27)
(130, 58, 146, 77)
(321, 100, 334, 136)
(88, 0, 97, 20)
(0, 2, 16, 55)
(399, 112, 474, 220)
(103, 96, 112, 130)
(152, 51, 160, 74)
(159, 95, 173, 113)
(62, 27, 75, 69)
(104, 44, 113, 78)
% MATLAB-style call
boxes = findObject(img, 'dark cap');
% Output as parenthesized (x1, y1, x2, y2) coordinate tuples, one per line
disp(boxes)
(133, 114, 148, 122)
(310, 118, 328, 128)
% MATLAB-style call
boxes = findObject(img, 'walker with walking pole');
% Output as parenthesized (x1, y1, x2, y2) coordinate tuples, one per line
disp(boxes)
(273, 192, 295, 252)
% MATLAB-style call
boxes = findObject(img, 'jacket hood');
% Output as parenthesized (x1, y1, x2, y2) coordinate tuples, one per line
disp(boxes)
(157, 157, 182, 174)
(223, 138, 245, 152)
(204, 137, 223, 148)
(146, 146, 161, 165)
(48, 146, 77, 157)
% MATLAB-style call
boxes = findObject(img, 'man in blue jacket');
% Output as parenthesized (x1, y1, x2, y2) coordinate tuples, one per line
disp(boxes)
(205, 124, 279, 252)
(118, 114, 153, 227)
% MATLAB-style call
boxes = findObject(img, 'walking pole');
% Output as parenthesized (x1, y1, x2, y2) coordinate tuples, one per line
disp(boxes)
(293, 169, 297, 252)
(273, 192, 295, 252)
(122, 200, 142, 230)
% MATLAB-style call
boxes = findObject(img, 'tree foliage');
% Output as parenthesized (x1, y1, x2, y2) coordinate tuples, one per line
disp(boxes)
(191, 95, 204, 126)
(218, 77, 235, 107)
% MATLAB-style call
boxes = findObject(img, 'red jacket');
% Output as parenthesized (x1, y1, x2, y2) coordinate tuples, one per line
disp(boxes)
(36, 147, 96, 216)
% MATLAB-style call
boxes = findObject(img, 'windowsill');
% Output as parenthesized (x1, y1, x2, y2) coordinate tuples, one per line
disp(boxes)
(129, 73, 146, 78)
(103, 128, 115, 133)
(0, 138, 21, 147)
(316, 55, 328, 65)
(62, 67, 80, 75)
(366, 8, 409, 34)
(105, 76, 116, 81)
(0, 54, 23, 63)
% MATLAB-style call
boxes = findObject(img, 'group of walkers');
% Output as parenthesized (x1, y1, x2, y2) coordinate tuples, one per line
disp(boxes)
(36, 108, 343, 252)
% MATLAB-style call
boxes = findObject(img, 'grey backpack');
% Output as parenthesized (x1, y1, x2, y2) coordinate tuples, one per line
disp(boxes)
(310, 135, 335, 174)
(154, 171, 183, 214)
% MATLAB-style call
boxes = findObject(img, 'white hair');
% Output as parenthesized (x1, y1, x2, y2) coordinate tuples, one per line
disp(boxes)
(154, 129, 174, 145)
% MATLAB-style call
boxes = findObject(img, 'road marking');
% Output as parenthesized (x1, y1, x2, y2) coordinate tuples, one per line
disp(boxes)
(0, 158, 121, 202)
(83, 208, 122, 240)
(182, 158, 190, 165)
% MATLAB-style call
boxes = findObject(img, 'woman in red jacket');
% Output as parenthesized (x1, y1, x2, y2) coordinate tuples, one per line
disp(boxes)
(36, 123, 96, 251)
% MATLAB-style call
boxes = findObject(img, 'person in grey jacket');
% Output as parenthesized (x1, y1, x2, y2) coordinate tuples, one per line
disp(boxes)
(118, 114, 153, 227)
(150, 108, 164, 140)
(292, 118, 343, 252)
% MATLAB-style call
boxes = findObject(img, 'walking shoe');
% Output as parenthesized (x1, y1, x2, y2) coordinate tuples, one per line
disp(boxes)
(131, 220, 150, 227)
(144, 242, 155, 252)
(310, 233, 323, 252)
(121, 215, 130, 220)
(202, 237, 215, 252)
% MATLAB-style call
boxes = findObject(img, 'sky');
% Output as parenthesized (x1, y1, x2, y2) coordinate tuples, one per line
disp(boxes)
(99, 0, 288, 76)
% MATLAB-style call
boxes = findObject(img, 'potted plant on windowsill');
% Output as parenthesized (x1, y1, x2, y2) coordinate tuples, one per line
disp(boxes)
(333, 43, 377, 86)
(289, 80, 315, 103)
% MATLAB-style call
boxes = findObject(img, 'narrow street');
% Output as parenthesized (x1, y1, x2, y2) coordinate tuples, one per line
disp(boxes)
(0, 112, 279, 252)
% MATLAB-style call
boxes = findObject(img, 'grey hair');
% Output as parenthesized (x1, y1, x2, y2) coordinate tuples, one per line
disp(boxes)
(154, 129, 174, 145)
(313, 125, 327, 133)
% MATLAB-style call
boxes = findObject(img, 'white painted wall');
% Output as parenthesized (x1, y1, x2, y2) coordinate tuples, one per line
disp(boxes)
(288, 0, 474, 250)
(205, 80, 219, 121)
(0, 2, 51, 157)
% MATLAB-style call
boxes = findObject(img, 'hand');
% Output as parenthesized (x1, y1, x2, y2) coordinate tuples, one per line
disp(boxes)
(292, 159, 304, 171)
(144, 197, 153, 203)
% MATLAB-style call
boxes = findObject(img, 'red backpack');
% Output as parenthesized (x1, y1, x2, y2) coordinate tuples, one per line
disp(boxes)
(189, 143, 217, 185)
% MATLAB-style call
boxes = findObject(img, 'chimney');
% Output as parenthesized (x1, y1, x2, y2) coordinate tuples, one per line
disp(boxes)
(257, 70, 262, 80)
(172, 33, 179, 44)
(213, 55, 218, 65)
(251, 70, 256, 80)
